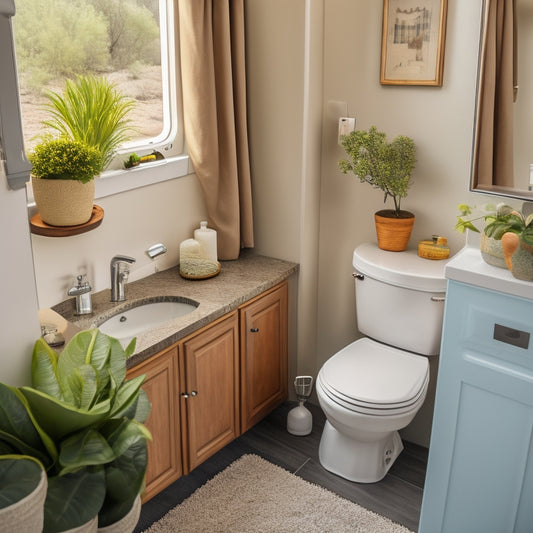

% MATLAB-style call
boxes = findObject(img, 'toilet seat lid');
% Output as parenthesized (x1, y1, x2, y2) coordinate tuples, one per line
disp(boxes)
(320, 338, 429, 406)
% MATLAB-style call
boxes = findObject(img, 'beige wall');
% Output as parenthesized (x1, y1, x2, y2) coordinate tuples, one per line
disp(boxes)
(31, 174, 206, 309)
(317, 0, 484, 368)
(317, 0, 487, 446)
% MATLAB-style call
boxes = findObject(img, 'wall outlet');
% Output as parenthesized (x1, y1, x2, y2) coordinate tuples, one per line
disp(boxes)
(338, 117, 356, 144)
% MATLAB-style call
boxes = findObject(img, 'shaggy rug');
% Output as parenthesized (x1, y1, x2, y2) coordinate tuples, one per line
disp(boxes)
(142, 454, 414, 533)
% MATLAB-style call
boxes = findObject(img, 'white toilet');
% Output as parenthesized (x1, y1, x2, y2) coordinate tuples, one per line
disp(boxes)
(317, 242, 448, 483)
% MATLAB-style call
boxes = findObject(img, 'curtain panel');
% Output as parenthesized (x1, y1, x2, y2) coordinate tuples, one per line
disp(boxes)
(473, 0, 516, 189)
(178, 0, 254, 260)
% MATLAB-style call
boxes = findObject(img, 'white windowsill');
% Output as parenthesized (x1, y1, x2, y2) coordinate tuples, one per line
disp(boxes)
(95, 154, 191, 199)
(27, 154, 192, 216)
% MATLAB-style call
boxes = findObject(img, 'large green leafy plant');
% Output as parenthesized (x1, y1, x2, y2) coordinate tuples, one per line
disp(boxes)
(339, 125, 416, 216)
(41, 75, 136, 171)
(0, 329, 151, 532)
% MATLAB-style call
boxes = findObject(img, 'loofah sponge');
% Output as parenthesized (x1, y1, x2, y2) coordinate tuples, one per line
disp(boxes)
(179, 258, 221, 279)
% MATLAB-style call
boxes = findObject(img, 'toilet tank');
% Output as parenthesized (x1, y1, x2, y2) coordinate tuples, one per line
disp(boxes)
(353, 243, 450, 356)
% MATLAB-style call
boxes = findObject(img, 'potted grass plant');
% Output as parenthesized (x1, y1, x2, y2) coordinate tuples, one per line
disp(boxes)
(339, 125, 416, 251)
(0, 329, 151, 533)
(42, 75, 136, 170)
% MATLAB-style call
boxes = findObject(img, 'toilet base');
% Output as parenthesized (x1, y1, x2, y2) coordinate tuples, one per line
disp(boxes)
(318, 420, 404, 483)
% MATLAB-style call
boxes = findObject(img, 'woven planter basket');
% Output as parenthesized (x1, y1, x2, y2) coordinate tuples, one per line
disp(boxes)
(0, 470, 47, 533)
(97, 495, 142, 533)
(61, 515, 98, 533)
(374, 210, 415, 252)
(32, 175, 95, 226)
(480, 232, 507, 269)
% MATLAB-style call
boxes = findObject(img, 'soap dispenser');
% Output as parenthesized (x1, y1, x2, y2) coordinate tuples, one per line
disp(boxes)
(194, 221, 217, 262)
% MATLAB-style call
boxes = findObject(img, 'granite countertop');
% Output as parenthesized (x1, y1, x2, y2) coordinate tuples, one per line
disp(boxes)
(50, 251, 298, 367)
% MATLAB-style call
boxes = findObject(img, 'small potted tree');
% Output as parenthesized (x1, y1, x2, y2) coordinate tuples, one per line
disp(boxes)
(339, 125, 416, 251)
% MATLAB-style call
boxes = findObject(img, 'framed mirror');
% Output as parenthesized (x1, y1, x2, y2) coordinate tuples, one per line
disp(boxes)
(471, 0, 533, 201)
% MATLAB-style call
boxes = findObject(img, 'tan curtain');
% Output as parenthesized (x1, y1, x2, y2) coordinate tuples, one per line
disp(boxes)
(474, 0, 516, 189)
(177, 0, 254, 260)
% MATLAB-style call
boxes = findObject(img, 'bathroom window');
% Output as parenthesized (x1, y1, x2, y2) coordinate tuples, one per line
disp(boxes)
(12, 0, 186, 194)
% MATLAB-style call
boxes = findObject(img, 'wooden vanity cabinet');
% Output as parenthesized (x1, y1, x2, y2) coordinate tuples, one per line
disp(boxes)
(240, 282, 288, 432)
(180, 312, 240, 472)
(129, 282, 289, 500)
(127, 344, 182, 502)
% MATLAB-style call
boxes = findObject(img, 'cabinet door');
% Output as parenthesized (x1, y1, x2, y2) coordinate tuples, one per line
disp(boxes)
(181, 312, 239, 472)
(240, 282, 288, 432)
(127, 345, 182, 502)
(419, 281, 533, 533)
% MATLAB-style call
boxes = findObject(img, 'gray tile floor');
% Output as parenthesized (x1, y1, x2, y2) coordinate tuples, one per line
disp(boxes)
(135, 402, 427, 532)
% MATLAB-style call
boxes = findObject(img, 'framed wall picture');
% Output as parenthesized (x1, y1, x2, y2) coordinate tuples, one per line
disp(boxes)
(380, 0, 448, 86)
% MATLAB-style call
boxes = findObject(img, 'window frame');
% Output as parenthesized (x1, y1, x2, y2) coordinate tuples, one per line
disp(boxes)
(93, 0, 189, 199)
(13, 0, 189, 204)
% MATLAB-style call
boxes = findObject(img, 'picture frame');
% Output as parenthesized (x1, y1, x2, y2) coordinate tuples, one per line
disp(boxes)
(380, 0, 448, 86)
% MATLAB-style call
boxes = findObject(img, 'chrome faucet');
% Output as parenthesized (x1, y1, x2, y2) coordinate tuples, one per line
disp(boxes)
(67, 275, 92, 315)
(110, 255, 136, 302)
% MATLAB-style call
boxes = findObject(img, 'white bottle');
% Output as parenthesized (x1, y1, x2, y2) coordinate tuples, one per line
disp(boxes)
(194, 221, 217, 262)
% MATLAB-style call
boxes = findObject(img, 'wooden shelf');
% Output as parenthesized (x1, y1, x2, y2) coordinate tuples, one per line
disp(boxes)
(30, 205, 104, 237)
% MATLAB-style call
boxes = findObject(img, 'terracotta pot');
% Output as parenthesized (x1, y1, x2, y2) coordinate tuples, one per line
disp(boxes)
(32, 175, 95, 226)
(374, 209, 415, 251)
(480, 232, 507, 269)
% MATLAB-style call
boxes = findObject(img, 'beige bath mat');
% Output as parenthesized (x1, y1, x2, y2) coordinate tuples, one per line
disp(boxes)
(142, 454, 414, 533)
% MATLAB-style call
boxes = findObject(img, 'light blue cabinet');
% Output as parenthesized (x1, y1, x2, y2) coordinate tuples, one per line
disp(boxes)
(419, 257, 533, 533)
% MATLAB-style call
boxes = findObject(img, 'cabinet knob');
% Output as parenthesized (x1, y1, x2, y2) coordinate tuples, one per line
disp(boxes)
(250, 328, 259, 333)
(181, 391, 198, 399)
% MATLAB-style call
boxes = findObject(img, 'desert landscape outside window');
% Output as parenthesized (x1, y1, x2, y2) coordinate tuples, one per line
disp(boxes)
(13, 0, 171, 166)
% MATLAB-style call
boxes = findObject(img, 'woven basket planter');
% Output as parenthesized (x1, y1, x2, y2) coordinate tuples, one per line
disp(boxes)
(32, 175, 95, 226)
(97, 495, 142, 533)
(0, 469, 47, 533)
(61, 515, 98, 533)
(374, 210, 415, 252)
(480, 231, 507, 269)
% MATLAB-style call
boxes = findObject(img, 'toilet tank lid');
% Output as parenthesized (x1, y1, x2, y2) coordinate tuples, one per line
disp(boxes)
(353, 243, 449, 292)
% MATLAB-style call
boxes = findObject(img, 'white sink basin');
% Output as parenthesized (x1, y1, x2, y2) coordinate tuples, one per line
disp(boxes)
(97, 299, 198, 345)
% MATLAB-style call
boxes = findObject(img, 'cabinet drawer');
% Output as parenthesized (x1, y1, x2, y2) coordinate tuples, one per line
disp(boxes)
(451, 282, 533, 376)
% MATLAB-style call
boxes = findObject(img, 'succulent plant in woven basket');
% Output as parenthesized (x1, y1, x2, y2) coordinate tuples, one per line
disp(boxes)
(29, 137, 103, 226)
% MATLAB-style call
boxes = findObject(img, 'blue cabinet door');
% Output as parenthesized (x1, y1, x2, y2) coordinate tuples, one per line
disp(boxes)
(419, 280, 533, 533)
